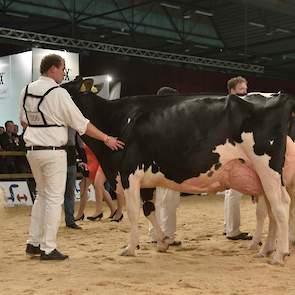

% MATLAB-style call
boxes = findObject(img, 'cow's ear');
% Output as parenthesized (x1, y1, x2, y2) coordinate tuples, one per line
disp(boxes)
(94, 83, 104, 93)
(80, 78, 94, 93)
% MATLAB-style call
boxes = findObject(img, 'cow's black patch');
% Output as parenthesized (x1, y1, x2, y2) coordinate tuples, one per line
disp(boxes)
(140, 188, 155, 201)
(143, 201, 155, 216)
(62, 79, 295, 189)
(207, 171, 214, 177)
(214, 163, 222, 170)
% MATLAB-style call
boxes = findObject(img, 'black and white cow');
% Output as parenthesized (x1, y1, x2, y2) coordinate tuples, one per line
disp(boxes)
(63, 77, 295, 265)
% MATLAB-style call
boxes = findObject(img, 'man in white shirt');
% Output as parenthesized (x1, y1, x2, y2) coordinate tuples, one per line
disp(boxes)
(224, 76, 252, 240)
(20, 54, 124, 260)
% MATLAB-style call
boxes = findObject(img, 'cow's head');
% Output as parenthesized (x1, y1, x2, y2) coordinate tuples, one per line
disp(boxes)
(62, 76, 95, 96)
(62, 76, 99, 114)
(62, 76, 111, 133)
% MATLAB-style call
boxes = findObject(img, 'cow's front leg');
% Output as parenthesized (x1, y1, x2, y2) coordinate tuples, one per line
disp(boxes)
(287, 188, 295, 246)
(249, 195, 267, 250)
(120, 178, 141, 256)
(143, 201, 169, 252)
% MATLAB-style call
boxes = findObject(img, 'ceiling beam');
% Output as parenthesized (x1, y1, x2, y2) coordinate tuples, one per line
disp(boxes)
(0, 26, 264, 73)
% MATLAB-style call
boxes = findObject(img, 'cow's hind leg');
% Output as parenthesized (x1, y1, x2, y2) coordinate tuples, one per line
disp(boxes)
(143, 200, 169, 252)
(263, 185, 290, 265)
(120, 178, 141, 256)
(287, 188, 295, 246)
(255, 196, 277, 258)
(249, 195, 267, 250)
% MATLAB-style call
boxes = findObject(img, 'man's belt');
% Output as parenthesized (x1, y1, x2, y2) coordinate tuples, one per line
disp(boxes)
(26, 146, 66, 151)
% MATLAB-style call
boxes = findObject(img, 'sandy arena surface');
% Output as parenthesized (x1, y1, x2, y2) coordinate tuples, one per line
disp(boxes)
(1, 194, 294, 295)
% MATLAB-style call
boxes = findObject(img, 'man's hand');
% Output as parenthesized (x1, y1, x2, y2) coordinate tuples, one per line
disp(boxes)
(104, 136, 125, 151)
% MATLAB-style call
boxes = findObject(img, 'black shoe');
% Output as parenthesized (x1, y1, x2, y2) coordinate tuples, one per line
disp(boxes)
(66, 223, 82, 230)
(40, 249, 69, 261)
(26, 244, 42, 256)
(74, 213, 85, 222)
(227, 232, 253, 240)
(87, 212, 103, 221)
(108, 209, 117, 219)
(169, 240, 182, 246)
(111, 213, 123, 222)
(148, 240, 157, 244)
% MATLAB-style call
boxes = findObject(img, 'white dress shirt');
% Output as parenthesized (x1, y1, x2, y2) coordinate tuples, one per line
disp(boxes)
(19, 76, 89, 147)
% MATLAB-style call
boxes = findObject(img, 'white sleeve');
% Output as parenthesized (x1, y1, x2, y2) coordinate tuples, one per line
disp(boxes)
(55, 88, 89, 135)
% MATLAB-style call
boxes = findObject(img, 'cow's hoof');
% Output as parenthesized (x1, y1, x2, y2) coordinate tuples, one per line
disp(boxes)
(254, 252, 265, 258)
(254, 248, 273, 258)
(268, 252, 289, 266)
(268, 258, 284, 266)
(120, 247, 135, 256)
(156, 241, 169, 253)
(249, 241, 262, 250)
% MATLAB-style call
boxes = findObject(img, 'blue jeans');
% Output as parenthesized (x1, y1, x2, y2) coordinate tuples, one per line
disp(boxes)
(64, 164, 77, 226)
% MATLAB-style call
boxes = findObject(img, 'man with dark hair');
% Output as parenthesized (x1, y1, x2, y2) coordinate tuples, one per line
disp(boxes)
(156, 86, 178, 95)
(20, 53, 124, 260)
(0, 121, 18, 150)
(224, 76, 252, 240)
(0, 120, 22, 172)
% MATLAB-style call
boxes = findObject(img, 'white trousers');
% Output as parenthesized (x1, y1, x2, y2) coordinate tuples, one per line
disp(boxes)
(26, 150, 67, 254)
(224, 189, 242, 237)
(149, 187, 180, 243)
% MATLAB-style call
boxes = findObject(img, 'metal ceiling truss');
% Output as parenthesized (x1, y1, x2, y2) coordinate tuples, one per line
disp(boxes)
(0, 26, 264, 73)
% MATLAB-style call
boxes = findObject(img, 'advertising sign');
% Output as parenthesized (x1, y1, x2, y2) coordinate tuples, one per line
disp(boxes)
(74, 180, 95, 202)
(0, 56, 10, 99)
(0, 181, 33, 207)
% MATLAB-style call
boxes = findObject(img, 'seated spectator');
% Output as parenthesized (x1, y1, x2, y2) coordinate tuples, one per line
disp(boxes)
(0, 120, 29, 173)
(0, 126, 5, 136)
(0, 121, 18, 150)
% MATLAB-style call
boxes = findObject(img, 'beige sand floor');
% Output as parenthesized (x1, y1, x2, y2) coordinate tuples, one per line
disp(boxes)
(0, 194, 294, 295)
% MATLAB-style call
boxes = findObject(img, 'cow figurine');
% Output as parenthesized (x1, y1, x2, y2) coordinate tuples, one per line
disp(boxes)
(63, 77, 295, 265)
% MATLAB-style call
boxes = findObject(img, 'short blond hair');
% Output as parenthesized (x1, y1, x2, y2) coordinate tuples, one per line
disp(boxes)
(227, 76, 247, 92)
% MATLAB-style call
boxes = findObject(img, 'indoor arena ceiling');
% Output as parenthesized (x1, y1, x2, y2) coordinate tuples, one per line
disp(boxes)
(1, 0, 295, 79)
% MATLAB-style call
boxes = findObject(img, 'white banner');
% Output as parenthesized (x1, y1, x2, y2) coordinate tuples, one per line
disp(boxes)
(0, 51, 32, 127)
(0, 181, 33, 207)
(0, 56, 10, 99)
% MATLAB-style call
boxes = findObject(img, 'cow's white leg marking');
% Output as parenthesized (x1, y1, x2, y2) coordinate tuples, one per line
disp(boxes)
(270, 186, 290, 265)
(287, 188, 295, 246)
(255, 196, 276, 258)
(261, 183, 290, 265)
(120, 173, 141, 256)
(249, 195, 267, 250)
(238, 133, 290, 265)
(146, 210, 169, 252)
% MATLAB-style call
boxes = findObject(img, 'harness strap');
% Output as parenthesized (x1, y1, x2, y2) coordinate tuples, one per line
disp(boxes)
(24, 85, 63, 127)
